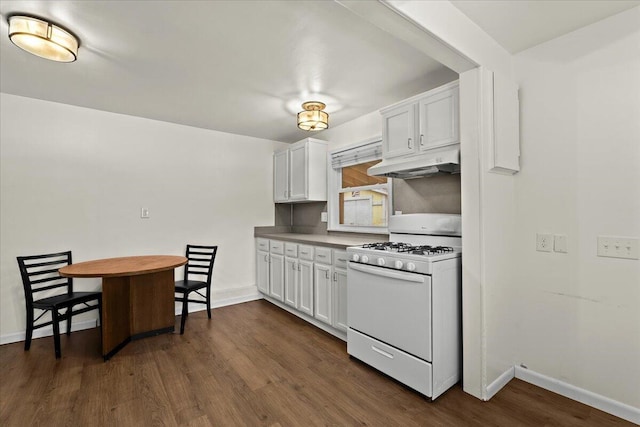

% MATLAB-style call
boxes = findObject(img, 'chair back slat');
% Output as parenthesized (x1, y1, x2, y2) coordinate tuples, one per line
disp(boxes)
(17, 251, 73, 301)
(184, 245, 217, 284)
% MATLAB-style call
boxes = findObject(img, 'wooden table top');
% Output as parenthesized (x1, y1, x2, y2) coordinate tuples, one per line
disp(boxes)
(59, 255, 187, 278)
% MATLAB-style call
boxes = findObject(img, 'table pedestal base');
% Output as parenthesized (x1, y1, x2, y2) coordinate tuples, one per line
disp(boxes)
(101, 270, 175, 360)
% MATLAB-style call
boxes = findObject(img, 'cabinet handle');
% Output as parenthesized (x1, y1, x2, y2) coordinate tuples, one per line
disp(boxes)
(337, 258, 346, 262)
(317, 254, 326, 258)
(298, 264, 301, 271)
(420, 134, 424, 146)
(408, 137, 412, 149)
(264, 254, 269, 262)
(333, 272, 337, 281)
(325, 270, 329, 279)
(292, 262, 296, 270)
(301, 251, 309, 255)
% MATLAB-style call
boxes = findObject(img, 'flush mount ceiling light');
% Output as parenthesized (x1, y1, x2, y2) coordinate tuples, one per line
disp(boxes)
(8, 15, 79, 62)
(297, 101, 329, 131)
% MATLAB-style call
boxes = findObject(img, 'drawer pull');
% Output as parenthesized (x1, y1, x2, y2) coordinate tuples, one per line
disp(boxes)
(301, 251, 309, 254)
(317, 254, 327, 258)
(337, 258, 346, 262)
(371, 345, 394, 359)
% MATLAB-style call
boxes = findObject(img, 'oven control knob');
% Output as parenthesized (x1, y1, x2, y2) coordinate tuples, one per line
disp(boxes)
(352, 253, 360, 262)
(377, 258, 385, 266)
(361, 255, 369, 263)
(406, 262, 416, 272)
(394, 260, 404, 269)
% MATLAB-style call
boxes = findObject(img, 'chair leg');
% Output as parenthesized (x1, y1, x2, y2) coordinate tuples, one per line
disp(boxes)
(206, 285, 212, 319)
(66, 308, 72, 336)
(24, 309, 34, 351)
(52, 310, 61, 359)
(180, 292, 189, 335)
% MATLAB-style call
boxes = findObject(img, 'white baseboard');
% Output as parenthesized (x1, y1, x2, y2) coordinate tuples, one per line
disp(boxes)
(175, 287, 262, 315)
(486, 366, 514, 400)
(0, 319, 98, 346)
(1, 287, 263, 346)
(263, 295, 347, 342)
(514, 365, 640, 424)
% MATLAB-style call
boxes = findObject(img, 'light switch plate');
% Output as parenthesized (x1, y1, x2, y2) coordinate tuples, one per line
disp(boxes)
(597, 236, 638, 259)
(554, 234, 568, 253)
(320, 212, 328, 223)
(536, 233, 552, 252)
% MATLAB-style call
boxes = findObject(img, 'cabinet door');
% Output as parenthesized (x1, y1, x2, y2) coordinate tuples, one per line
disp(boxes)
(383, 103, 416, 159)
(332, 267, 348, 333)
(256, 250, 270, 294)
(314, 263, 333, 325)
(284, 257, 298, 308)
(274, 150, 289, 202)
(298, 259, 314, 316)
(288, 143, 308, 200)
(269, 253, 285, 302)
(418, 86, 459, 151)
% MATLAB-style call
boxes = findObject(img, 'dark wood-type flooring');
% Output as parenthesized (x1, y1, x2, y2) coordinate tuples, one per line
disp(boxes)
(0, 300, 633, 426)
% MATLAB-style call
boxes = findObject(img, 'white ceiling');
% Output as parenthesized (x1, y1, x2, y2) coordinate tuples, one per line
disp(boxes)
(1, 1, 638, 143)
(450, 0, 640, 54)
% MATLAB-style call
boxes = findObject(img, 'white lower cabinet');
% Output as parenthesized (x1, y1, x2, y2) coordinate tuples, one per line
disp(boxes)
(314, 263, 333, 326)
(298, 259, 314, 316)
(256, 250, 270, 294)
(284, 256, 298, 307)
(256, 238, 347, 338)
(269, 253, 285, 302)
(333, 267, 348, 333)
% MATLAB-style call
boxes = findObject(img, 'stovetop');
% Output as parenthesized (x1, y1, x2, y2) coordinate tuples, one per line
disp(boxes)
(362, 242, 456, 256)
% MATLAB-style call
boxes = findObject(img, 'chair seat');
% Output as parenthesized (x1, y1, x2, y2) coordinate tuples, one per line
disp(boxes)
(33, 291, 101, 309)
(175, 279, 207, 292)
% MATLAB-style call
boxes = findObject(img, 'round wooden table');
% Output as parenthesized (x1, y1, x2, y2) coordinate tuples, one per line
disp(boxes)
(60, 255, 187, 360)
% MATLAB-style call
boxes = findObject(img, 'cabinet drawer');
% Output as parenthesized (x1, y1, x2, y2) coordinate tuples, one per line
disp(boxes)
(347, 328, 433, 397)
(333, 250, 348, 269)
(285, 242, 298, 257)
(315, 247, 332, 264)
(256, 238, 269, 252)
(298, 245, 314, 261)
(269, 240, 284, 255)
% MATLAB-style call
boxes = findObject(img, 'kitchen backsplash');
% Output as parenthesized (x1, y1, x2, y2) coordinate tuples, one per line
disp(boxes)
(274, 173, 460, 233)
(393, 174, 461, 214)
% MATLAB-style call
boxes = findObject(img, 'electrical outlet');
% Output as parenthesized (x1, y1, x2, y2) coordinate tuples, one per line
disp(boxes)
(320, 212, 328, 223)
(597, 236, 639, 259)
(536, 233, 552, 252)
(140, 207, 150, 219)
(554, 234, 568, 253)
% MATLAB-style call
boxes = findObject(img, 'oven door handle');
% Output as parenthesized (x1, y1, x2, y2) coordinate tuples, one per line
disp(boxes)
(348, 262, 425, 283)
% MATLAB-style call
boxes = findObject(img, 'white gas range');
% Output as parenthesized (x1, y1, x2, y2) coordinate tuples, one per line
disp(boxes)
(346, 213, 462, 400)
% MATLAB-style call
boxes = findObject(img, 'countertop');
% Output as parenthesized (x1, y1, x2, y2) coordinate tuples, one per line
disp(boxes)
(255, 232, 387, 250)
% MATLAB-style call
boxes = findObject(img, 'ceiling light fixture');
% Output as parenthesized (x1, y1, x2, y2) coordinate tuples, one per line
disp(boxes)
(297, 101, 329, 131)
(8, 15, 79, 62)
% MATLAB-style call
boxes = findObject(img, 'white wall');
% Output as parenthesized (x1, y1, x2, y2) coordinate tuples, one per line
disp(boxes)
(512, 7, 640, 408)
(0, 93, 287, 339)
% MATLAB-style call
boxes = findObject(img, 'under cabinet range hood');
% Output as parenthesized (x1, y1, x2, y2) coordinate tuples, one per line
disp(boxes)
(367, 146, 460, 179)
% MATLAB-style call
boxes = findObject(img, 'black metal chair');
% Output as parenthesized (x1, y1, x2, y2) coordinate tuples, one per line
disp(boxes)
(175, 245, 218, 334)
(17, 251, 102, 359)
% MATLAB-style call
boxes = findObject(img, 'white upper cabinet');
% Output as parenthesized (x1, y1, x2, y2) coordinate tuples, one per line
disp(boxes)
(273, 138, 327, 203)
(418, 85, 459, 151)
(382, 103, 417, 159)
(381, 81, 459, 159)
(273, 150, 289, 202)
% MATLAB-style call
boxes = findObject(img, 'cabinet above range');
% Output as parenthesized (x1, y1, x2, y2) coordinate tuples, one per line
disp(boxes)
(274, 138, 327, 203)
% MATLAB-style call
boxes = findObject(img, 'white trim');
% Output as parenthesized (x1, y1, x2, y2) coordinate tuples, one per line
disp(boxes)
(0, 318, 98, 345)
(2, 288, 263, 345)
(486, 366, 514, 400)
(514, 366, 640, 425)
(263, 295, 347, 342)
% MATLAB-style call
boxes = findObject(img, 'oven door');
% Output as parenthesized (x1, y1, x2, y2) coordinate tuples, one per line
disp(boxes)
(347, 262, 432, 361)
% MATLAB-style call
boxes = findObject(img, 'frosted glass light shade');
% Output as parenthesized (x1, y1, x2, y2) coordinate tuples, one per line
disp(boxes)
(8, 15, 78, 62)
(297, 101, 329, 131)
